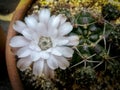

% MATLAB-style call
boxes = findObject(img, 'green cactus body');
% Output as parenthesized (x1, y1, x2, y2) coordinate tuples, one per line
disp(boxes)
(102, 3, 120, 21)
(70, 10, 120, 89)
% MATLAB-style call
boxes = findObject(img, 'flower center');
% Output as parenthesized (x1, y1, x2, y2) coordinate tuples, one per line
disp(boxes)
(38, 36, 52, 50)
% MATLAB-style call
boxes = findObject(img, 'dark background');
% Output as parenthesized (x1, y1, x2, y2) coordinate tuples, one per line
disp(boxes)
(0, 0, 19, 90)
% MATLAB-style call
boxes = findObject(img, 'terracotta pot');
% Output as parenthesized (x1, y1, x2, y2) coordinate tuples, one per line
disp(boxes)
(0, 26, 6, 70)
(6, 0, 35, 90)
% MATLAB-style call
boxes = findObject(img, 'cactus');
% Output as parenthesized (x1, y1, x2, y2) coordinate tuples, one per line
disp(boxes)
(102, 3, 120, 21)
(18, 0, 120, 90)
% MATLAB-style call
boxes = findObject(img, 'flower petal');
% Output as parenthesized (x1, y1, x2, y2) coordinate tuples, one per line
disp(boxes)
(13, 20, 26, 33)
(36, 23, 48, 36)
(58, 22, 73, 36)
(30, 51, 49, 61)
(21, 28, 33, 40)
(56, 47, 74, 57)
(29, 41, 41, 51)
(22, 28, 39, 41)
(33, 59, 44, 76)
(66, 35, 79, 46)
(39, 9, 50, 24)
(30, 51, 41, 61)
(39, 51, 50, 59)
(48, 14, 61, 28)
(47, 55, 58, 70)
(52, 37, 69, 46)
(43, 62, 55, 79)
(31, 13, 39, 21)
(16, 46, 31, 58)
(55, 56, 70, 69)
(10, 36, 29, 47)
(49, 48, 62, 56)
(25, 15, 38, 29)
(17, 57, 32, 71)
(59, 15, 67, 25)
(48, 28, 58, 38)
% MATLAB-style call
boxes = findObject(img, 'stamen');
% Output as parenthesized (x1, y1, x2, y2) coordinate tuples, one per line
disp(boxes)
(38, 36, 52, 50)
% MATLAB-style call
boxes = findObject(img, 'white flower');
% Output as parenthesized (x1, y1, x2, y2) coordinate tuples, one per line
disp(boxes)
(10, 9, 79, 78)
